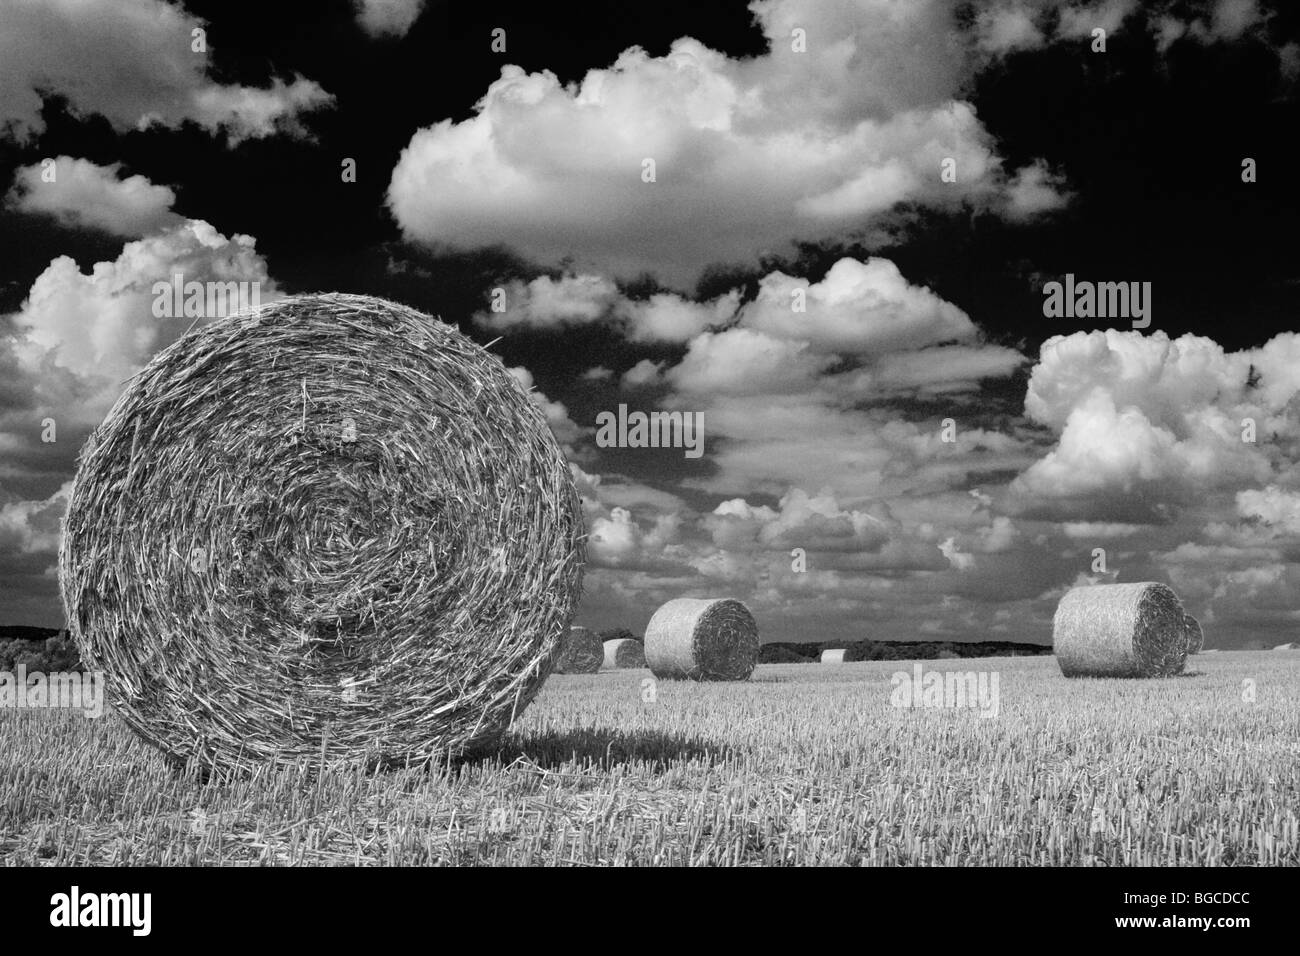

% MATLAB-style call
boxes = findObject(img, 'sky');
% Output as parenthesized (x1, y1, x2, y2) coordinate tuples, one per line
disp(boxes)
(1, 0, 1298, 648)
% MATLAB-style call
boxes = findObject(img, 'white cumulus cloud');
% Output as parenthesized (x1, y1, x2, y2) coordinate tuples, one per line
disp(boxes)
(0, 0, 332, 143)
(354, 0, 425, 38)
(388, 0, 1066, 285)
(6, 156, 181, 237)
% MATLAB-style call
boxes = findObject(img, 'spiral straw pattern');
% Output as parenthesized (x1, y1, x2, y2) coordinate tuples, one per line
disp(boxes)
(59, 293, 585, 771)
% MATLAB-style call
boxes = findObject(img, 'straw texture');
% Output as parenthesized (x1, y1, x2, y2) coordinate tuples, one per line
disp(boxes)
(1184, 614, 1203, 655)
(554, 626, 603, 674)
(59, 292, 585, 771)
(644, 598, 758, 681)
(1053, 582, 1188, 678)
(603, 637, 645, 669)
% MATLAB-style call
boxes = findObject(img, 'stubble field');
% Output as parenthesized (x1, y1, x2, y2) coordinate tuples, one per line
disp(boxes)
(1, 652, 1296, 865)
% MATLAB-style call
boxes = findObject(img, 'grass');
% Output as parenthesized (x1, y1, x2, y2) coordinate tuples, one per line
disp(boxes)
(1, 652, 1297, 865)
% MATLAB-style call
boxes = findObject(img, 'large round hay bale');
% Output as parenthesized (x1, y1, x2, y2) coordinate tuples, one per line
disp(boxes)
(59, 292, 585, 771)
(1184, 614, 1203, 655)
(554, 626, 603, 674)
(644, 598, 758, 681)
(820, 648, 847, 664)
(1052, 582, 1188, 678)
(603, 637, 645, 669)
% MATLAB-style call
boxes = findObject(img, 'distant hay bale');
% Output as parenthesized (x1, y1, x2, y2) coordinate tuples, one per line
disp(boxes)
(59, 292, 585, 772)
(555, 627, 603, 674)
(822, 642, 871, 662)
(1184, 614, 1203, 654)
(644, 598, 758, 681)
(603, 637, 645, 669)
(1273, 642, 1300, 651)
(1052, 582, 1188, 678)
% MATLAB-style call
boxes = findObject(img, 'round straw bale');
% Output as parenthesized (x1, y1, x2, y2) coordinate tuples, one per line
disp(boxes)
(1052, 582, 1188, 678)
(820, 648, 847, 664)
(603, 637, 645, 669)
(1184, 614, 1203, 655)
(554, 626, 603, 674)
(59, 292, 585, 771)
(644, 598, 758, 681)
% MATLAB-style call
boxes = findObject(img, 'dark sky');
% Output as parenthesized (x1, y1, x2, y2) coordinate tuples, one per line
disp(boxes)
(2, 0, 1298, 646)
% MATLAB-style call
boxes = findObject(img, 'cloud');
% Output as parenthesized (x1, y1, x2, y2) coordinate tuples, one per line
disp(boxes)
(476, 273, 739, 343)
(1016, 389, 1183, 497)
(1056, 0, 1138, 39)
(484, 256, 1029, 505)
(975, 5, 1046, 54)
(1156, 0, 1269, 51)
(1211, 0, 1266, 38)
(972, 0, 1271, 57)
(0, 482, 69, 557)
(706, 489, 893, 553)
(737, 257, 980, 354)
(484, 256, 1024, 400)
(0, 216, 281, 579)
(354, 0, 425, 38)
(10, 220, 276, 407)
(939, 536, 975, 570)
(388, 0, 1066, 285)
(1236, 486, 1300, 534)
(1002, 160, 1072, 220)
(665, 328, 831, 395)
(6, 156, 181, 237)
(1013, 329, 1300, 514)
(849, 344, 1026, 394)
(478, 255, 991, 355)
(481, 274, 619, 329)
(588, 506, 683, 569)
(1061, 521, 1147, 538)
(0, 0, 332, 143)
(621, 359, 664, 389)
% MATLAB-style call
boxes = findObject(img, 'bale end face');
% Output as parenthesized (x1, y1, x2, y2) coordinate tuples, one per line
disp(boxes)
(644, 598, 759, 681)
(603, 637, 646, 669)
(554, 626, 603, 674)
(58, 292, 585, 771)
